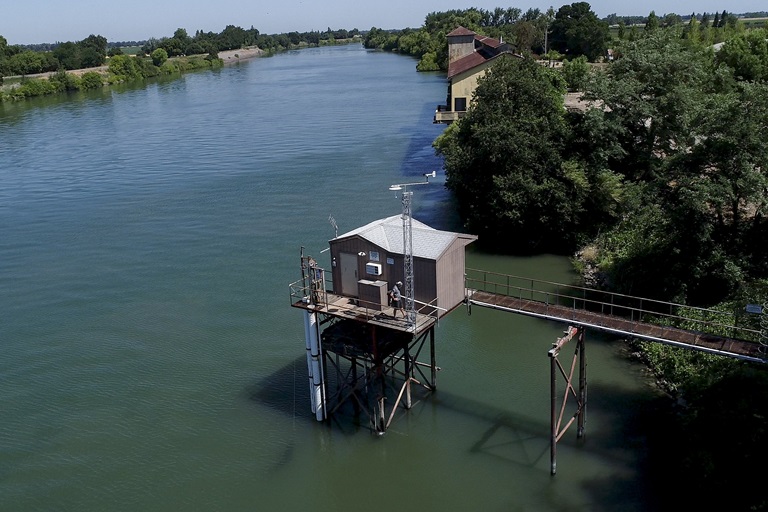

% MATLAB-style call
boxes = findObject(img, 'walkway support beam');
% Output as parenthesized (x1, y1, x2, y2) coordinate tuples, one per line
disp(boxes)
(548, 326, 586, 475)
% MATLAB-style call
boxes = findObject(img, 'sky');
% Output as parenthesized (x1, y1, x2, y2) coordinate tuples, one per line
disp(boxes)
(2, 0, 766, 45)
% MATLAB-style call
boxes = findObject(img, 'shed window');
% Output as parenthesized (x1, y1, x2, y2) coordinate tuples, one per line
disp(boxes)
(454, 97, 467, 112)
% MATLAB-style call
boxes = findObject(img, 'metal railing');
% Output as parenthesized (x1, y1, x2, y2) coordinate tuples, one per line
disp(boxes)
(465, 268, 762, 343)
(288, 277, 441, 326)
(433, 109, 464, 123)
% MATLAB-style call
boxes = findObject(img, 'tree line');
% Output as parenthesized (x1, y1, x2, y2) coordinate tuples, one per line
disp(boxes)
(0, 25, 362, 101)
(0, 34, 109, 77)
(139, 26, 360, 59)
(0, 26, 361, 79)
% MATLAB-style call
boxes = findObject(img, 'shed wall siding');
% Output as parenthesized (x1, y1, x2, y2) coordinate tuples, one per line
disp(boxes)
(329, 236, 403, 296)
(435, 240, 468, 313)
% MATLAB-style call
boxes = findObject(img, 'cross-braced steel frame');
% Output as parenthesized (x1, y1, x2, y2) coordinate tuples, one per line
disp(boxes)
(320, 319, 437, 434)
(548, 326, 587, 475)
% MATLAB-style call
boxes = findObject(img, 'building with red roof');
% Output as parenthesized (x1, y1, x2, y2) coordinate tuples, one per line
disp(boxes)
(434, 27, 520, 124)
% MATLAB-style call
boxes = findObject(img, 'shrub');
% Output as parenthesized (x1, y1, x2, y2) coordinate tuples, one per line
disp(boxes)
(16, 78, 58, 97)
(79, 72, 104, 90)
(48, 69, 80, 91)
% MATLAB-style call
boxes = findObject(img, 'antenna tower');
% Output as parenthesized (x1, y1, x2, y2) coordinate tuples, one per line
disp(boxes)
(328, 215, 338, 238)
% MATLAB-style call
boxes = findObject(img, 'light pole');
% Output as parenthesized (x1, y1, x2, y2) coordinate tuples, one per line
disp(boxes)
(389, 171, 436, 329)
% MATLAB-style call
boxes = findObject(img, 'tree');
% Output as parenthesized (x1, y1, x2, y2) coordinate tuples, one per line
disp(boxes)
(217, 25, 247, 51)
(562, 55, 589, 90)
(644, 11, 659, 32)
(583, 31, 710, 182)
(512, 20, 538, 52)
(662, 13, 682, 27)
(78, 34, 107, 66)
(681, 81, 768, 284)
(79, 71, 104, 89)
(53, 42, 81, 70)
(80, 47, 103, 68)
(151, 48, 168, 66)
(549, 2, 610, 61)
(8, 50, 46, 75)
(684, 13, 700, 44)
(108, 54, 141, 81)
(543, 6, 555, 54)
(173, 28, 191, 46)
(435, 56, 590, 251)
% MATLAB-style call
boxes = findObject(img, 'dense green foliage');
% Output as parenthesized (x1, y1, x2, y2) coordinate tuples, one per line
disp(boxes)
(549, 2, 610, 61)
(716, 29, 768, 80)
(435, 57, 568, 250)
(581, 31, 768, 305)
(151, 48, 168, 67)
(0, 34, 107, 76)
(435, 22, 768, 510)
(640, 358, 768, 512)
(438, 27, 768, 305)
(561, 54, 589, 90)
(435, 56, 623, 252)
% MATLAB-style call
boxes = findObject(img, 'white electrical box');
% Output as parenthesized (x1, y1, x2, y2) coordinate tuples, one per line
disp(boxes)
(365, 262, 382, 276)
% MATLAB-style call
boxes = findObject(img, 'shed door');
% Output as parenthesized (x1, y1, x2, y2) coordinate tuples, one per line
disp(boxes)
(339, 252, 359, 297)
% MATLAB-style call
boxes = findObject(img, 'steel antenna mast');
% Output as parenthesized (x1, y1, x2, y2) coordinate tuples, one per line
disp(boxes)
(389, 171, 436, 330)
(328, 215, 338, 238)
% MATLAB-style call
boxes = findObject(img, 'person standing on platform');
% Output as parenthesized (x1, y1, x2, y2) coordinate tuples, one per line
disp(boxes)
(389, 281, 404, 318)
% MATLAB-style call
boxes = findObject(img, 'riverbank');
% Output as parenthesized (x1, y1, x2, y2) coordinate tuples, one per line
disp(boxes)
(1, 47, 266, 101)
(217, 47, 264, 63)
(3, 46, 264, 83)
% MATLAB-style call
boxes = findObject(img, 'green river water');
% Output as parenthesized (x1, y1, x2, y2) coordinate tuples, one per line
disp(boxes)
(0, 44, 663, 511)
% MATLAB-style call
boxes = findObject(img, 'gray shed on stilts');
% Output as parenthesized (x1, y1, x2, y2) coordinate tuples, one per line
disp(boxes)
(289, 215, 476, 434)
(328, 215, 477, 317)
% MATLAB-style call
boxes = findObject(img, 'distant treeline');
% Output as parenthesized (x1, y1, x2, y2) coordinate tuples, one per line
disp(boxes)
(22, 40, 146, 53)
(139, 26, 360, 58)
(0, 26, 360, 78)
(603, 10, 767, 26)
(364, 4, 767, 70)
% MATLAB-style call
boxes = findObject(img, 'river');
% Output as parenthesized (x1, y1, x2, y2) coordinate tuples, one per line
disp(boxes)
(0, 44, 663, 511)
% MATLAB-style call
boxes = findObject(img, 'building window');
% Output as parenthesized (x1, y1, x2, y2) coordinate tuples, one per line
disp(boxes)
(454, 97, 467, 112)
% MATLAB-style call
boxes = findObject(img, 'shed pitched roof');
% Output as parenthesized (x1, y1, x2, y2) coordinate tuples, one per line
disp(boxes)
(334, 215, 476, 260)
